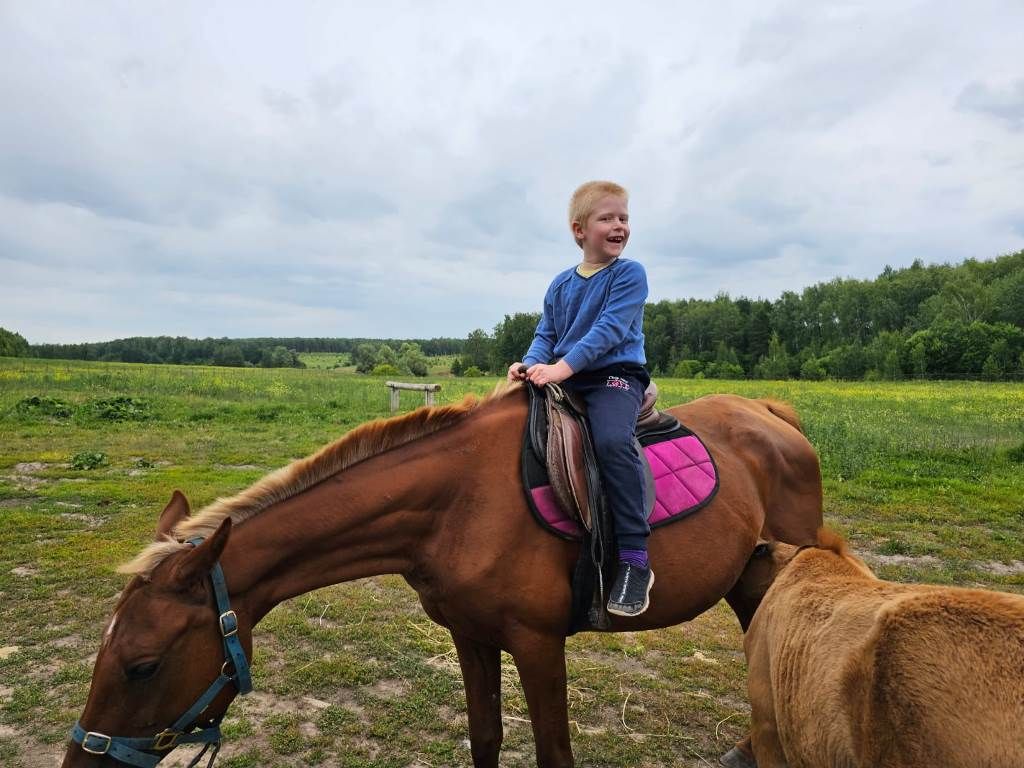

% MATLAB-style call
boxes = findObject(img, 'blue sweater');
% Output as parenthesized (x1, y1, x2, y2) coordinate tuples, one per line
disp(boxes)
(523, 258, 647, 373)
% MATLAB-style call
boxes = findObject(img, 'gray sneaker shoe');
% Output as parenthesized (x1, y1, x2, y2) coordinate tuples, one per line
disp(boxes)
(607, 563, 655, 617)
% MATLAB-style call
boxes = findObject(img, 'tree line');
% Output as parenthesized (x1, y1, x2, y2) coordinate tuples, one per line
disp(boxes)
(6, 249, 1023, 380)
(459, 249, 1024, 381)
(23, 335, 464, 369)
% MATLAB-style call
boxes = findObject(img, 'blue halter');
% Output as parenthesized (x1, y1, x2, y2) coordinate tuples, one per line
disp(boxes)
(70, 538, 252, 766)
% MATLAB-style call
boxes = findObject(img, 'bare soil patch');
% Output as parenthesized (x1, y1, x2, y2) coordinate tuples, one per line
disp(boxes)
(857, 551, 942, 568)
(0, 497, 35, 508)
(58, 512, 106, 528)
(976, 560, 1024, 576)
(13, 462, 49, 473)
(367, 678, 411, 699)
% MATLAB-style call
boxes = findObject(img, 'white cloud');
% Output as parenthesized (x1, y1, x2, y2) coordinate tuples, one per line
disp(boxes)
(1, 0, 1022, 342)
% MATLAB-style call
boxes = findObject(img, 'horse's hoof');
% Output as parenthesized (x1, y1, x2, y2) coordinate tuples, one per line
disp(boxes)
(719, 746, 758, 768)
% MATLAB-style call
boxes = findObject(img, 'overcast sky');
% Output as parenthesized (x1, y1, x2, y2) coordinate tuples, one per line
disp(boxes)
(2, 1, 1022, 343)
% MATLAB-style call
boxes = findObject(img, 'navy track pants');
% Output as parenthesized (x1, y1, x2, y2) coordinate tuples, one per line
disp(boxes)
(563, 367, 650, 551)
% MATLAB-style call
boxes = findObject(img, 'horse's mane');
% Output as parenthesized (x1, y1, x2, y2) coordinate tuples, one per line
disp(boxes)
(759, 398, 804, 433)
(815, 527, 849, 556)
(120, 382, 522, 579)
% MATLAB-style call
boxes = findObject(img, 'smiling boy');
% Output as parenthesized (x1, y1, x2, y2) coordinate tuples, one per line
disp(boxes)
(508, 180, 653, 616)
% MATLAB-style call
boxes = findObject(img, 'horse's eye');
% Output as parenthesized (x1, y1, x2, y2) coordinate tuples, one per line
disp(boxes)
(126, 661, 160, 681)
(753, 543, 771, 558)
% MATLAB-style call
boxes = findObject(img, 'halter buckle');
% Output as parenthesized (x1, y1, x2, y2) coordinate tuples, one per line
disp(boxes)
(152, 729, 182, 750)
(219, 610, 238, 638)
(82, 731, 112, 755)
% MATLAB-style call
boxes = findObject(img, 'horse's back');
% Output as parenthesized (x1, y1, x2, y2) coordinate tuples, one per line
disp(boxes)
(667, 394, 822, 544)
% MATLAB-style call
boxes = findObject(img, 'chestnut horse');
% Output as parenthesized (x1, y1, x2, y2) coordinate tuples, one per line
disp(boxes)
(63, 386, 822, 767)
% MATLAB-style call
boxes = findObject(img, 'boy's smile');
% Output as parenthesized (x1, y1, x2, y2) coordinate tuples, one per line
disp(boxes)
(575, 194, 630, 265)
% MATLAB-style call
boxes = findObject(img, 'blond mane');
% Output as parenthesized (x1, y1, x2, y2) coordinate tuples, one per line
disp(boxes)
(120, 383, 522, 579)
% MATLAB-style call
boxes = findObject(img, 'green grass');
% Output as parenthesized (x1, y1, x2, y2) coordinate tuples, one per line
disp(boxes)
(298, 352, 351, 370)
(1, 358, 1021, 766)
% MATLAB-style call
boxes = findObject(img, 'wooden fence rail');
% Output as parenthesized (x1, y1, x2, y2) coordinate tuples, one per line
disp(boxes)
(385, 381, 441, 412)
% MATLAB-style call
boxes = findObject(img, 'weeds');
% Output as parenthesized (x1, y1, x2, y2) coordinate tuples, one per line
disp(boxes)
(91, 396, 149, 421)
(1008, 440, 1024, 463)
(15, 395, 72, 419)
(70, 451, 107, 470)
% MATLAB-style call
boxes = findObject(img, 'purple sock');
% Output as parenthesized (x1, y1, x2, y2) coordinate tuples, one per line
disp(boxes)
(619, 548, 648, 569)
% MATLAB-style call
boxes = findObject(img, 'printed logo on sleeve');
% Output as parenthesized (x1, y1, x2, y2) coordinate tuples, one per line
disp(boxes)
(606, 375, 631, 391)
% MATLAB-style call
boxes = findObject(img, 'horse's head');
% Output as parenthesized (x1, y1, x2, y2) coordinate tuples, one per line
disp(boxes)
(732, 539, 803, 622)
(62, 492, 250, 767)
(735, 529, 876, 616)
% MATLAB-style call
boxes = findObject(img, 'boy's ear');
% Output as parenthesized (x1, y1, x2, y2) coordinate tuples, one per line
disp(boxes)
(571, 220, 585, 246)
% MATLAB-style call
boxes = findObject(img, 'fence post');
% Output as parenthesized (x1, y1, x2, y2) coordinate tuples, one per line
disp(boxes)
(385, 381, 442, 413)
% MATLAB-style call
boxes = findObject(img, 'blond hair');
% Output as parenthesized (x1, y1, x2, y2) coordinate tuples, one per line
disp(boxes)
(568, 181, 628, 247)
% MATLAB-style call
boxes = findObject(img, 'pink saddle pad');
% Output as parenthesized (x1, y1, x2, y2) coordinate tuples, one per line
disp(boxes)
(529, 434, 718, 541)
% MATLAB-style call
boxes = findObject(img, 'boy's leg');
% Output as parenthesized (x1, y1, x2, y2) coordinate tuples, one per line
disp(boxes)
(566, 372, 652, 616)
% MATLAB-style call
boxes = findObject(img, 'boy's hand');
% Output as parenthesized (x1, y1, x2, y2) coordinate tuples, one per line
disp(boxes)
(507, 362, 528, 382)
(526, 360, 573, 387)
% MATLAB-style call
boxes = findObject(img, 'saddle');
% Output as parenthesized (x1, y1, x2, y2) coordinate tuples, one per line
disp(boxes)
(526, 380, 681, 531)
(522, 380, 692, 633)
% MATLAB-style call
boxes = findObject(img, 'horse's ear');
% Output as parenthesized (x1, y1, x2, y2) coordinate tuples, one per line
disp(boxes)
(156, 490, 191, 541)
(169, 518, 232, 588)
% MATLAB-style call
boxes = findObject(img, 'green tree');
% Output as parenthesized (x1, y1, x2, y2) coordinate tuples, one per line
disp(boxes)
(981, 354, 1003, 380)
(908, 341, 926, 377)
(375, 344, 399, 369)
(463, 329, 494, 373)
(672, 360, 703, 378)
(0, 328, 30, 357)
(799, 357, 826, 380)
(352, 343, 378, 373)
(866, 331, 906, 380)
(260, 346, 304, 368)
(399, 342, 429, 377)
(704, 342, 744, 379)
(213, 343, 246, 367)
(491, 313, 541, 372)
(757, 332, 791, 380)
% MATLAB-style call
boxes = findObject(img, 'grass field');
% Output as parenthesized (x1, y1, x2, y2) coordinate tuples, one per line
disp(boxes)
(1, 358, 1022, 767)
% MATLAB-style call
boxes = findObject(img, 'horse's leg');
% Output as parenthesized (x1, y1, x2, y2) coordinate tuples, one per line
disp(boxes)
(720, 586, 760, 767)
(719, 735, 758, 768)
(509, 632, 573, 768)
(452, 632, 503, 768)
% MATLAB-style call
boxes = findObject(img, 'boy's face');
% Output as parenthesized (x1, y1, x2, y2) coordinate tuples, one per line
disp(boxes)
(575, 195, 629, 263)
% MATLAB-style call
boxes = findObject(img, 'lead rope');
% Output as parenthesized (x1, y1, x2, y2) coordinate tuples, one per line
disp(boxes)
(185, 740, 220, 768)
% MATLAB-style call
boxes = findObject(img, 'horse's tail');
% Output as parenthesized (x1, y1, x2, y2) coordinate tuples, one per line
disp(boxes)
(758, 399, 803, 434)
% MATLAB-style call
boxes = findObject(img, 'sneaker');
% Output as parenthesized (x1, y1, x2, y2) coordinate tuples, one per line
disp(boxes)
(607, 563, 655, 617)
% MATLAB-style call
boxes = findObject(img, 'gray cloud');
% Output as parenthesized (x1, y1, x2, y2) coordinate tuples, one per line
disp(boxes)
(1, 0, 1022, 342)
(957, 80, 1024, 131)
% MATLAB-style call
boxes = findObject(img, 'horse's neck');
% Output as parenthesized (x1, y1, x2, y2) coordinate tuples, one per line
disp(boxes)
(222, 433, 460, 623)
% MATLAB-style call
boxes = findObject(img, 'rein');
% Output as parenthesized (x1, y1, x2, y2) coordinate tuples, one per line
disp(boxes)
(70, 537, 252, 767)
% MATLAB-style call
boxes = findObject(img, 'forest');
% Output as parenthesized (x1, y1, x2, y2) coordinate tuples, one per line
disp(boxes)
(469, 249, 1024, 381)
(10, 249, 1024, 380)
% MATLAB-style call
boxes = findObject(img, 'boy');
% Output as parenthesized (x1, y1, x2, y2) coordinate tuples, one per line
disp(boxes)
(508, 180, 653, 617)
